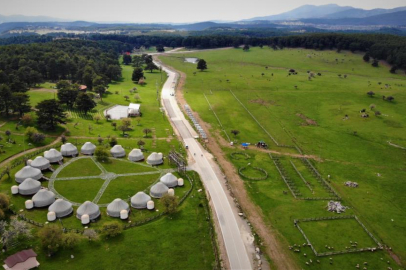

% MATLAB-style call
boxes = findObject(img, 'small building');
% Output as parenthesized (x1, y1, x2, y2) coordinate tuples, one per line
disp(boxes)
(128, 149, 144, 162)
(110, 145, 125, 158)
(76, 201, 100, 221)
(60, 143, 78, 157)
(146, 152, 163, 166)
(160, 173, 178, 188)
(131, 192, 151, 209)
(107, 199, 130, 218)
(3, 249, 39, 270)
(32, 189, 55, 208)
(44, 149, 63, 163)
(81, 142, 96, 155)
(127, 103, 141, 117)
(30, 156, 51, 171)
(18, 178, 41, 196)
(79, 85, 87, 91)
(15, 166, 42, 184)
(150, 182, 169, 198)
(48, 199, 73, 218)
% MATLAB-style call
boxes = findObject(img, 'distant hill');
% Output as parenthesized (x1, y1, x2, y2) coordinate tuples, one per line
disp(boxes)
(0, 14, 66, 23)
(325, 6, 406, 19)
(245, 4, 353, 21)
(302, 10, 406, 26)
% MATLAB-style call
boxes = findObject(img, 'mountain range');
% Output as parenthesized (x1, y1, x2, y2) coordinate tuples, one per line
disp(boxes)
(244, 4, 406, 22)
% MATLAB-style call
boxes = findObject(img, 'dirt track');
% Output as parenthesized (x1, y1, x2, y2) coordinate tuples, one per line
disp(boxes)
(165, 60, 299, 270)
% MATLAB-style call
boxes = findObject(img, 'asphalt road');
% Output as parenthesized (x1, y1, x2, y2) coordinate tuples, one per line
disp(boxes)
(156, 62, 253, 270)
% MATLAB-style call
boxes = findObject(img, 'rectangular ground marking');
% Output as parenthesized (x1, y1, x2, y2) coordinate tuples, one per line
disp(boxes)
(294, 215, 382, 257)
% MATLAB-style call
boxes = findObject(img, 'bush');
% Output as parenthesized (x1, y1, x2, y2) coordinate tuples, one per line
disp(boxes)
(38, 226, 63, 256)
(24, 127, 38, 138)
(161, 194, 178, 214)
(62, 232, 80, 249)
(0, 193, 10, 211)
(109, 136, 117, 147)
(21, 115, 33, 126)
(0, 208, 4, 220)
(31, 133, 45, 143)
(95, 147, 110, 162)
(102, 221, 123, 238)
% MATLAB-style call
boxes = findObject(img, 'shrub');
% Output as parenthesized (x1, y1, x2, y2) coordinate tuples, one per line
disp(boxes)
(31, 133, 45, 143)
(161, 194, 178, 214)
(21, 115, 33, 126)
(95, 147, 110, 162)
(0, 193, 10, 211)
(38, 226, 63, 256)
(0, 209, 4, 220)
(83, 229, 98, 241)
(62, 233, 80, 249)
(24, 127, 38, 138)
(102, 221, 123, 238)
(109, 136, 117, 147)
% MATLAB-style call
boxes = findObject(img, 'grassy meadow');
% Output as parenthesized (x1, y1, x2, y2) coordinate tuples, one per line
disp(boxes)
(159, 47, 406, 269)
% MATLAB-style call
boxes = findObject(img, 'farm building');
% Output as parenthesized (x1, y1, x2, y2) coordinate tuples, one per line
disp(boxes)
(127, 103, 141, 116)
(32, 189, 55, 208)
(15, 166, 42, 184)
(3, 249, 39, 270)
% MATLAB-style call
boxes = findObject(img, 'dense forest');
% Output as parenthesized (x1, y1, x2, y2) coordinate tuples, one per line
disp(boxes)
(0, 39, 123, 121)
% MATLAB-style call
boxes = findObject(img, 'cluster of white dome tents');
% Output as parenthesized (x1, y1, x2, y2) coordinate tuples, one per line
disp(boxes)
(11, 140, 182, 225)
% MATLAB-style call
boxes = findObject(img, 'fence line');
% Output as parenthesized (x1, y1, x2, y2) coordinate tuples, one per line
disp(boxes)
(203, 93, 231, 142)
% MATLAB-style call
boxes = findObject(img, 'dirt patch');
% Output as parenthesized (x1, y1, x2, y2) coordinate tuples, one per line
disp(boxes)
(29, 88, 57, 93)
(160, 57, 299, 270)
(249, 99, 275, 107)
(296, 113, 317, 126)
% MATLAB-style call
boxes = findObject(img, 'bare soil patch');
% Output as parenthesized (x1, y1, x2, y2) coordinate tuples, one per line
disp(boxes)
(296, 113, 318, 126)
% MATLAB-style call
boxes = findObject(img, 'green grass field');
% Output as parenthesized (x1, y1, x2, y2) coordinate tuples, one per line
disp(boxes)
(159, 47, 406, 269)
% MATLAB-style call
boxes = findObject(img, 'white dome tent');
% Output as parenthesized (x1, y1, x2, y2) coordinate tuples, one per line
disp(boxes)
(30, 156, 51, 171)
(15, 166, 42, 184)
(48, 199, 73, 218)
(107, 199, 130, 217)
(76, 201, 100, 220)
(44, 148, 63, 163)
(32, 189, 55, 207)
(81, 142, 96, 155)
(146, 152, 163, 165)
(61, 143, 78, 157)
(128, 149, 144, 162)
(131, 192, 151, 209)
(18, 178, 41, 195)
(160, 173, 178, 188)
(110, 145, 125, 158)
(150, 182, 169, 198)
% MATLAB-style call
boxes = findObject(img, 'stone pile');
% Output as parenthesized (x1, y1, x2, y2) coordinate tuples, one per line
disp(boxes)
(345, 181, 359, 188)
(327, 201, 347, 213)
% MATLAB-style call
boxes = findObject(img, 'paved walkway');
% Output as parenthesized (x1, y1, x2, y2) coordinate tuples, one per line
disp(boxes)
(155, 60, 253, 270)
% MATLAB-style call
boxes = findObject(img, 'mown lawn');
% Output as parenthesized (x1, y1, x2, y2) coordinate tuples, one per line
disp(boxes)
(159, 47, 406, 269)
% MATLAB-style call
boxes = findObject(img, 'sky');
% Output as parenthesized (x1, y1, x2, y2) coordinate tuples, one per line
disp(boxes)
(0, 0, 405, 23)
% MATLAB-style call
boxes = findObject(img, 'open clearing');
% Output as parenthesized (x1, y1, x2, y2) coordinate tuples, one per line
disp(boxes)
(159, 47, 406, 269)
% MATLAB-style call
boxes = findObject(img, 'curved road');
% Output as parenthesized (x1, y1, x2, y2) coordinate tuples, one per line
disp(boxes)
(155, 61, 253, 270)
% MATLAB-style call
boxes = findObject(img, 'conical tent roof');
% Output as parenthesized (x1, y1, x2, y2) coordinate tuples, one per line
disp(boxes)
(32, 189, 55, 207)
(81, 142, 96, 155)
(44, 148, 63, 163)
(61, 143, 78, 156)
(128, 149, 144, 162)
(160, 173, 178, 188)
(15, 166, 42, 183)
(18, 178, 41, 195)
(76, 201, 100, 220)
(110, 145, 125, 158)
(48, 199, 73, 218)
(30, 156, 51, 170)
(150, 182, 169, 198)
(147, 152, 163, 165)
(131, 192, 151, 209)
(107, 198, 129, 217)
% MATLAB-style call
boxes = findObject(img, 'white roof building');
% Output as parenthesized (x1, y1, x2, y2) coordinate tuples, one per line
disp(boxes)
(127, 103, 141, 116)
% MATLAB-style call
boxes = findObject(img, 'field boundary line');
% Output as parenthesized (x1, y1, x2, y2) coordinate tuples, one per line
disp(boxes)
(203, 93, 231, 142)
(229, 89, 279, 146)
